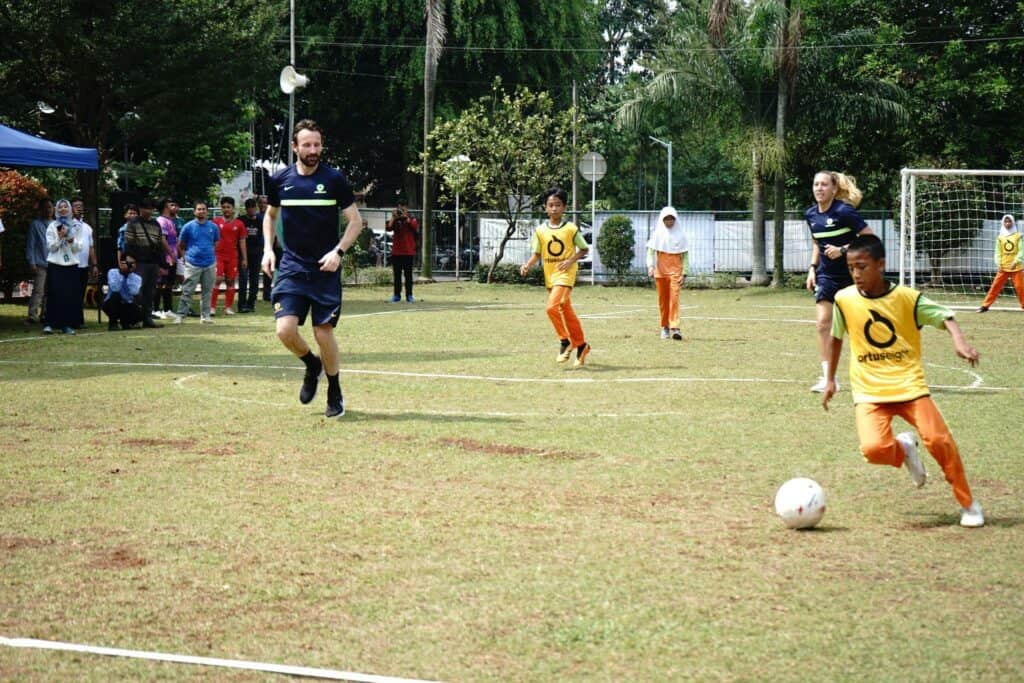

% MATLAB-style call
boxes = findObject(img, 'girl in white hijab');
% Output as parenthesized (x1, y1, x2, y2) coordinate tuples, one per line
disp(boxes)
(646, 206, 688, 340)
(43, 199, 84, 334)
(977, 214, 1024, 312)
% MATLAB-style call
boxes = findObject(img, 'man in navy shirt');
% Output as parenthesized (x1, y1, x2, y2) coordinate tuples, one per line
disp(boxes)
(262, 119, 364, 418)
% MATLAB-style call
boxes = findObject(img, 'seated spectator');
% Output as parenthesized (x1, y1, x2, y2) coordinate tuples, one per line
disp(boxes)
(102, 256, 144, 330)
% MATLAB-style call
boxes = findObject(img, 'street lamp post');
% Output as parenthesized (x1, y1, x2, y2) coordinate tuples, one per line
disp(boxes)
(649, 136, 673, 207)
(447, 155, 470, 281)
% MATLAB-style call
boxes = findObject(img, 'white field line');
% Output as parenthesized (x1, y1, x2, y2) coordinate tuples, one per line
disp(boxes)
(2, 359, 1013, 393)
(0, 636, 442, 683)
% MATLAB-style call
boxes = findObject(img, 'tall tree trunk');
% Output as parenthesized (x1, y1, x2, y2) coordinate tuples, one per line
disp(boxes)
(771, 0, 791, 288)
(420, 0, 446, 280)
(751, 147, 769, 285)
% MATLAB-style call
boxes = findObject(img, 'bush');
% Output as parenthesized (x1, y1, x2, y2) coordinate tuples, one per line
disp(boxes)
(475, 262, 544, 285)
(596, 214, 635, 284)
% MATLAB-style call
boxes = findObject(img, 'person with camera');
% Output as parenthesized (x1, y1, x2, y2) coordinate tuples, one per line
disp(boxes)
(385, 200, 419, 303)
(103, 255, 144, 330)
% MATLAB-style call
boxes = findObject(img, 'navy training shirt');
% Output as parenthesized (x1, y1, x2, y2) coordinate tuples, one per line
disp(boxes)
(804, 199, 868, 279)
(267, 163, 355, 271)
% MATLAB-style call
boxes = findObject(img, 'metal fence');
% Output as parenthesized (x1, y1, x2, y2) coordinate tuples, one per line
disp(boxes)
(96, 207, 896, 280)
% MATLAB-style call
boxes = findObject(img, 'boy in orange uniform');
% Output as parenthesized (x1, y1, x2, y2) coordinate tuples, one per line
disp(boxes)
(822, 234, 984, 528)
(520, 187, 591, 367)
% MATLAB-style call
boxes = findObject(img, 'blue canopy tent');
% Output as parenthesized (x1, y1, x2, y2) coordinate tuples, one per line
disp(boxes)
(0, 123, 99, 170)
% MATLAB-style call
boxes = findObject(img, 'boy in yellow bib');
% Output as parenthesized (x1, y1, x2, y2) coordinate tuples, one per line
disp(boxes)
(520, 187, 591, 367)
(977, 214, 1024, 312)
(822, 234, 984, 528)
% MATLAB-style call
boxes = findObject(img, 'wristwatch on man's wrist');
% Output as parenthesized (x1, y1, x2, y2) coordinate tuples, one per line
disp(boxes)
(336, 247, 346, 258)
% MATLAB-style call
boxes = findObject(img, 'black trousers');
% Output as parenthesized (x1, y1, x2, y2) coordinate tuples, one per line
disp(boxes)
(102, 294, 143, 327)
(238, 258, 262, 309)
(392, 254, 414, 298)
(136, 262, 159, 324)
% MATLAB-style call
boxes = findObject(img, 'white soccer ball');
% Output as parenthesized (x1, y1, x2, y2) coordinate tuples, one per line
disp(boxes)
(774, 477, 827, 529)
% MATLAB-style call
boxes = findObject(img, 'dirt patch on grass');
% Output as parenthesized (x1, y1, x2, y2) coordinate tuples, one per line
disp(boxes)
(121, 438, 197, 449)
(0, 536, 53, 551)
(199, 445, 237, 456)
(90, 546, 148, 569)
(438, 437, 597, 461)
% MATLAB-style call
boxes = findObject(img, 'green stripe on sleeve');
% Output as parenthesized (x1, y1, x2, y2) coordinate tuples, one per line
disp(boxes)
(280, 199, 338, 207)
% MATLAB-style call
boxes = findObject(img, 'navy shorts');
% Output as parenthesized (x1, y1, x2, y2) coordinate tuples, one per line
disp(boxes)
(272, 270, 341, 327)
(814, 273, 852, 303)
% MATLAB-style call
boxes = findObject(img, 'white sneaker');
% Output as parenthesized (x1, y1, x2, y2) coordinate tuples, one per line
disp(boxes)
(224, 307, 235, 316)
(660, 327, 670, 339)
(152, 310, 164, 320)
(896, 431, 927, 488)
(171, 313, 183, 325)
(960, 501, 985, 528)
(200, 316, 214, 324)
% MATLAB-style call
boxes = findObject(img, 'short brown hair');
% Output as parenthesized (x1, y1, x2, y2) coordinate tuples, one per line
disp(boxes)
(292, 119, 322, 144)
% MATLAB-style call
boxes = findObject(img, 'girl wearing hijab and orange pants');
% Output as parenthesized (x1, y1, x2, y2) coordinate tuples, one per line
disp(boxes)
(520, 187, 591, 367)
(647, 206, 689, 340)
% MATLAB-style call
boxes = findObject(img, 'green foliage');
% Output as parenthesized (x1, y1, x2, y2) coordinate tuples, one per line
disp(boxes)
(423, 82, 581, 281)
(0, 0, 279, 202)
(475, 262, 544, 285)
(596, 214, 636, 283)
(296, 0, 601, 199)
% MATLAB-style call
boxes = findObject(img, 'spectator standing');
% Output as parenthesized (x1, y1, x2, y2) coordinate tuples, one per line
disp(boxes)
(257, 194, 278, 301)
(212, 196, 247, 315)
(172, 200, 219, 324)
(42, 199, 83, 335)
(25, 197, 53, 324)
(238, 197, 262, 312)
(103, 255, 143, 330)
(123, 197, 170, 329)
(385, 200, 419, 303)
(71, 197, 97, 327)
(154, 198, 180, 317)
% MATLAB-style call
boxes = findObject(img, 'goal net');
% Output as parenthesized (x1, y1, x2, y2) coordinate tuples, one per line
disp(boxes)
(899, 168, 1024, 305)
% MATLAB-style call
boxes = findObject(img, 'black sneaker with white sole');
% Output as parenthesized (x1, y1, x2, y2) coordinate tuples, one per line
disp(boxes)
(299, 360, 323, 405)
(325, 392, 345, 418)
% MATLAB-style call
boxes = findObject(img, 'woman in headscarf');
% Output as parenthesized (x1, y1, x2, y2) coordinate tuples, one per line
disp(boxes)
(42, 198, 84, 334)
(646, 206, 688, 340)
(977, 213, 1024, 312)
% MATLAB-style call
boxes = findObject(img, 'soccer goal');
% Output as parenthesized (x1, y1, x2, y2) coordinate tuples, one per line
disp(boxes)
(899, 168, 1024, 304)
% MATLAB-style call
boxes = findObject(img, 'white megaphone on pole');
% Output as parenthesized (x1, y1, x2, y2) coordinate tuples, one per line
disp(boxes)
(279, 65, 309, 95)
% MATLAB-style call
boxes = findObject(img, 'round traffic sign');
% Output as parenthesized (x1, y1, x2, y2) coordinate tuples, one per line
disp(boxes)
(579, 151, 606, 182)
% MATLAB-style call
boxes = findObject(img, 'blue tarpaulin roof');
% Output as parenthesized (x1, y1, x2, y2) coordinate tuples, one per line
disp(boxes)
(0, 123, 99, 170)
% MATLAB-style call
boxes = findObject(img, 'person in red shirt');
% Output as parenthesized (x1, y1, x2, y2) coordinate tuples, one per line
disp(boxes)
(212, 196, 248, 314)
(385, 200, 419, 302)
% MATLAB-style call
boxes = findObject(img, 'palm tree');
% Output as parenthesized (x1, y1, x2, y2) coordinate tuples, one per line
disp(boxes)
(619, 0, 789, 284)
(421, 0, 446, 279)
(619, 0, 906, 285)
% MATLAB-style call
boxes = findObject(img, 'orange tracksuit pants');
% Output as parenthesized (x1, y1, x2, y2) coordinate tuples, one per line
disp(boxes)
(855, 397, 973, 508)
(546, 285, 585, 347)
(981, 269, 1024, 309)
(653, 252, 683, 328)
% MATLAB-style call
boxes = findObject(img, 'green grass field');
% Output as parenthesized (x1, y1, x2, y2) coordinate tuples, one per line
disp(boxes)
(1, 283, 1022, 682)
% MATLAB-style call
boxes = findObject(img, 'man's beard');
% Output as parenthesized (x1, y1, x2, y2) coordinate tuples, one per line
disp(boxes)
(299, 153, 319, 167)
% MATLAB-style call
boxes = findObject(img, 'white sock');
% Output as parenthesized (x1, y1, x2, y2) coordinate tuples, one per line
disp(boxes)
(821, 361, 828, 378)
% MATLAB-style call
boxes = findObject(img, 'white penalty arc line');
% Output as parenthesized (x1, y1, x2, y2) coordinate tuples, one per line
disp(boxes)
(1, 359, 1016, 392)
(0, 636, 442, 683)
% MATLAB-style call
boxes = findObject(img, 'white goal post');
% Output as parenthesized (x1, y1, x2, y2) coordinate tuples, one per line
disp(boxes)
(899, 168, 1024, 302)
